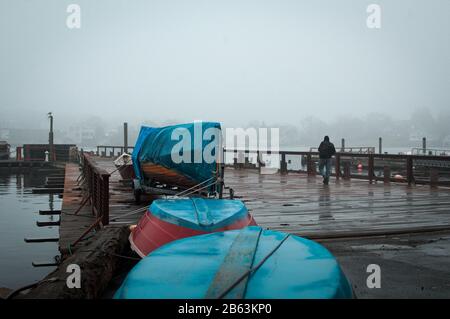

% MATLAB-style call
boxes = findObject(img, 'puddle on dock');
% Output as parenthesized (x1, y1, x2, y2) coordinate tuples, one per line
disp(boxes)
(0, 173, 62, 290)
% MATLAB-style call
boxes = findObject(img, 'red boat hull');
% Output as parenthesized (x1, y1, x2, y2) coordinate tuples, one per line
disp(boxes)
(130, 211, 257, 258)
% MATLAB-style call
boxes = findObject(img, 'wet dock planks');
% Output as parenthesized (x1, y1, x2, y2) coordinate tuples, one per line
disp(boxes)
(225, 169, 450, 239)
(59, 160, 143, 255)
(59, 158, 450, 255)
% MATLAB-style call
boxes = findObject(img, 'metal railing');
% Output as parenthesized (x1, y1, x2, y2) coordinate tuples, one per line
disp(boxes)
(411, 148, 450, 156)
(80, 153, 110, 225)
(224, 149, 450, 187)
(310, 146, 375, 154)
(96, 145, 134, 157)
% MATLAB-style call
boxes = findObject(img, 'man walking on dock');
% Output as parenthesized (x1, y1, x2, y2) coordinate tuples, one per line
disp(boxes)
(318, 136, 336, 185)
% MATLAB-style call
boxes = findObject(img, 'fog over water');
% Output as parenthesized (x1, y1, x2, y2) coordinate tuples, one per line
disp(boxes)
(0, 0, 449, 147)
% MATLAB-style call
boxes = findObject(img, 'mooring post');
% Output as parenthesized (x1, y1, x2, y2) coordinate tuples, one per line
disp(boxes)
(379, 137, 382, 154)
(383, 166, 391, 184)
(256, 151, 261, 173)
(101, 173, 110, 225)
(335, 153, 341, 179)
(343, 162, 351, 180)
(368, 153, 375, 183)
(280, 152, 287, 175)
(48, 112, 54, 162)
(422, 137, 426, 154)
(430, 169, 438, 188)
(306, 153, 312, 176)
(124, 122, 128, 154)
(406, 156, 414, 185)
(244, 155, 250, 168)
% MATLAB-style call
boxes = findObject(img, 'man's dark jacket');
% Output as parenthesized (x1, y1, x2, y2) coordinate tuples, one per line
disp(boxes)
(318, 141, 336, 159)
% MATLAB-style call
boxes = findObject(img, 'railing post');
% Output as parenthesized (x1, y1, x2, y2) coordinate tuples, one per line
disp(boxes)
(343, 162, 351, 180)
(383, 166, 391, 184)
(307, 154, 312, 176)
(256, 151, 262, 173)
(123, 122, 128, 154)
(335, 153, 341, 179)
(102, 173, 110, 225)
(406, 156, 414, 185)
(430, 169, 438, 188)
(368, 153, 374, 183)
(280, 152, 287, 175)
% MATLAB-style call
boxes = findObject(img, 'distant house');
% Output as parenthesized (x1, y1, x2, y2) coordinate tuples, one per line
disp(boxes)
(0, 141, 10, 160)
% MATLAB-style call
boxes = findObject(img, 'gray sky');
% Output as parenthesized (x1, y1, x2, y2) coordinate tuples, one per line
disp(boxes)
(0, 0, 449, 129)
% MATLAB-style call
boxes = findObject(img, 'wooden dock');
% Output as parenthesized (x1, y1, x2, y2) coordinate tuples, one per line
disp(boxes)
(226, 169, 450, 239)
(59, 159, 144, 255)
(59, 156, 450, 255)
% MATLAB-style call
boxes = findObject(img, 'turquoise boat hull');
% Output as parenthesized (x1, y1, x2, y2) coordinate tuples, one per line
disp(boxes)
(115, 226, 353, 299)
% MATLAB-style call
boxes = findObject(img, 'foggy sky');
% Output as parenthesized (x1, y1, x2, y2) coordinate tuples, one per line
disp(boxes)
(0, 0, 449, 130)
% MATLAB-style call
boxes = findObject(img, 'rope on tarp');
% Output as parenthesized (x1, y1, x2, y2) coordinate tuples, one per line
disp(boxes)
(216, 232, 291, 299)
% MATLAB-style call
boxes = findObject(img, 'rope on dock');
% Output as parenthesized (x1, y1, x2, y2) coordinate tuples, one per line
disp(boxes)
(109, 206, 148, 221)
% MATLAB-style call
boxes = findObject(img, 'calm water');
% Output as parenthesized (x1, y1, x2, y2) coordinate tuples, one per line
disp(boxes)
(0, 173, 61, 290)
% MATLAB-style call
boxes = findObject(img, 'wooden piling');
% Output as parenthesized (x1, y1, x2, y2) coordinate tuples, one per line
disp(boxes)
(335, 154, 341, 180)
(383, 166, 391, 184)
(406, 156, 414, 185)
(280, 153, 287, 175)
(430, 169, 438, 188)
(343, 162, 351, 180)
(368, 154, 375, 183)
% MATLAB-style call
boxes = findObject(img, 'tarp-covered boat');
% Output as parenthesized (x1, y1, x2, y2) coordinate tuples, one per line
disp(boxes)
(116, 226, 353, 299)
(131, 122, 222, 197)
(129, 198, 256, 257)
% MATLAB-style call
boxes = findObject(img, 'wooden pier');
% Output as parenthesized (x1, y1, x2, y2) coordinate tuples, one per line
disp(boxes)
(58, 157, 144, 255)
(57, 154, 450, 256)
(226, 169, 450, 239)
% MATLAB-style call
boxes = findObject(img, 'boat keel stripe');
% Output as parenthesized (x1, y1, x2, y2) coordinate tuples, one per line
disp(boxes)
(205, 228, 262, 299)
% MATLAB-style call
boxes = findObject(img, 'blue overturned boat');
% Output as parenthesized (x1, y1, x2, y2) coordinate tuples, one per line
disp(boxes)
(115, 226, 353, 299)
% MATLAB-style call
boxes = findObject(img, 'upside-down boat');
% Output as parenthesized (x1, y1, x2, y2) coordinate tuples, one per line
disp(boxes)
(116, 226, 353, 299)
(129, 198, 257, 257)
(113, 153, 135, 180)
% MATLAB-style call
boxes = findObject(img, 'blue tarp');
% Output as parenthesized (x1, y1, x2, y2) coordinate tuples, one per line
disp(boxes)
(132, 122, 222, 184)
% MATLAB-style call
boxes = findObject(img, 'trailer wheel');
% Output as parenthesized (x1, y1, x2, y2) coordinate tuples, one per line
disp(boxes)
(134, 188, 142, 204)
